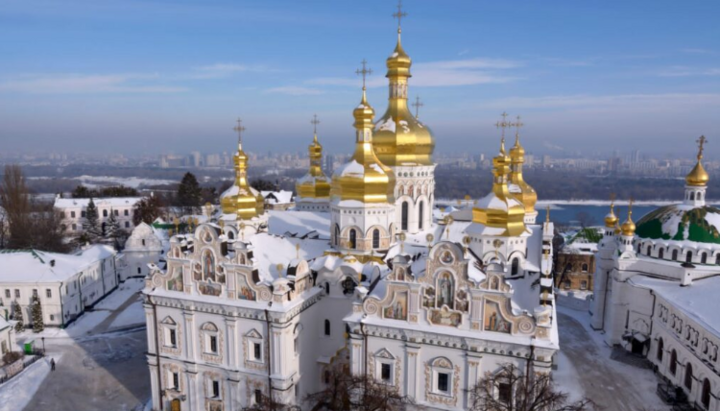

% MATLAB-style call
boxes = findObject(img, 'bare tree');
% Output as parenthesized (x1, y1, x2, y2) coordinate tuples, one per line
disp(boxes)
(0, 165, 33, 249)
(305, 363, 413, 411)
(467, 363, 594, 411)
(242, 392, 285, 411)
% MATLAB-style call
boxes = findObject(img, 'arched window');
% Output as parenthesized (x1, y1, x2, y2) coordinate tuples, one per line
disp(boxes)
(372, 229, 380, 249)
(702, 379, 711, 409)
(324, 282, 330, 295)
(349, 229, 357, 249)
(685, 363, 693, 390)
(657, 338, 664, 361)
(670, 349, 678, 375)
(511, 258, 519, 276)
(691, 192, 696, 201)
(324, 319, 331, 336)
(228, 231, 234, 240)
(701, 253, 708, 264)
(418, 201, 424, 230)
(647, 246, 652, 256)
(659, 248, 664, 259)
(401, 201, 409, 231)
(672, 250, 679, 261)
(686, 251, 693, 263)
(581, 263, 589, 272)
(103, 209, 108, 217)
(334, 225, 340, 246)
(565, 263, 572, 272)
(637, 244, 642, 253)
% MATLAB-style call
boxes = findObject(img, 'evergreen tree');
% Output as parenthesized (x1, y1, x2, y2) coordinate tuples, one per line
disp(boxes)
(83, 198, 102, 243)
(133, 196, 165, 225)
(106, 208, 126, 250)
(31, 294, 43, 333)
(11, 301, 23, 332)
(177, 172, 202, 214)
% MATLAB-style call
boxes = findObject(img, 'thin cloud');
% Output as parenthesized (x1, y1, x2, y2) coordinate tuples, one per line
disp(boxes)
(0, 74, 185, 94)
(657, 66, 720, 77)
(266, 86, 324, 96)
(682, 48, 716, 55)
(478, 93, 720, 110)
(189, 63, 272, 79)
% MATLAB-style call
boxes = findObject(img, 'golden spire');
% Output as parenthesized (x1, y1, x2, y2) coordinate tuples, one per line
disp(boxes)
(686, 135, 709, 186)
(507, 115, 537, 215)
(604, 193, 619, 228)
(620, 198, 636, 236)
(296, 114, 330, 200)
(412, 95, 423, 119)
(220, 118, 261, 219)
(546, 205, 551, 223)
(330, 62, 395, 204)
(373, 1, 435, 167)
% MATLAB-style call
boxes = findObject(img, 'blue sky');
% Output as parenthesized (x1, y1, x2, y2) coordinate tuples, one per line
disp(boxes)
(0, 0, 719, 158)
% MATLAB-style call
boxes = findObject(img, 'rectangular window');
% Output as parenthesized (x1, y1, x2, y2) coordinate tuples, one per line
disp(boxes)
(14, 289, 19, 298)
(438, 372, 449, 392)
(498, 382, 512, 404)
(294, 337, 299, 354)
(32, 289, 38, 297)
(50, 314, 54, 321)
(169, 329, 177, 346)
(209, 336, 218, 353)
(46, 289, 52, 298)
(253, 342, 262, 360)
(81, 211, 85, 218)
(65, 285, 68, 294)
(381, 363, 392, 382)
(71, 211, 76, 218)
(173, 372, 179, 389)
(114, 209, 119, 216)
(124, 209, 129, 216)
(4, 290, 9, 298)
(254, 389, 262, 404)
(125, 221, 130, 228)
(212, 380, 220, 398)
(72, 224, 77, 231)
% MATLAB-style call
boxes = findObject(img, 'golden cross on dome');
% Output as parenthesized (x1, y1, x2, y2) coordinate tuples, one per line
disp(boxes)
(356, 59, 373, 90)
(412, 96, 424, 119)
(628, 197, 634, 218)
(511, 115, 524, 141)
(697, 135, 708, 159)
(233, 118, 246, 146)
(393, 0, 407, 33)
(311, 114, 320, 135)
(495, 112, 511, 151)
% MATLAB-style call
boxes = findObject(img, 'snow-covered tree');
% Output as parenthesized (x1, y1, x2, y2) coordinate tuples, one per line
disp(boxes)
(83, 198, 102, 243)
(31, 294, 43, 333)
(11, 300, 24, 332)
(105, 208, 126, 250)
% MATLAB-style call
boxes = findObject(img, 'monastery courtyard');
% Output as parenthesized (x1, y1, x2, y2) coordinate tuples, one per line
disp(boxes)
(0, 277, 672, 411)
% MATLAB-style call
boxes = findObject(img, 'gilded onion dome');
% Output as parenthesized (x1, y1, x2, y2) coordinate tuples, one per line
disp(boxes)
(296, 127, 331, 200)
(372, 28, 435, 167)
(620, 205, 636, 236)
(472, 139, 526, 236)
(604, 201, 619, 228)
(686, 135, 709, 187)
(220, 122, 262, 220)
(330, 88, 396, 204)
(508, 129, 537, 214)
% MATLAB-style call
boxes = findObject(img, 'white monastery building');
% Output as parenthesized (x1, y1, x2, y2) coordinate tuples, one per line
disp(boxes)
(591, 136, 720, 410)
(143, 8, 558, 411)
(123, 222, 165, 282)
(54, 195, 143, 235)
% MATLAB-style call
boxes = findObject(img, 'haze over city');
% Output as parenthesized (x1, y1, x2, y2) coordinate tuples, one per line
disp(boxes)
(1, 0, 719, 157)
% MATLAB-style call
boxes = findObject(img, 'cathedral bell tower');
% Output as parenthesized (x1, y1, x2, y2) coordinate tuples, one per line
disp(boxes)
(296, 115, 331, 211)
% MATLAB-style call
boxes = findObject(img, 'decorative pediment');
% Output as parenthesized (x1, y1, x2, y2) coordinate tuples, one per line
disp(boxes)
(375, 348, 395, 360)
(479, 272, 512, 293)
(431, 356, 452, 369)
(245, 329, 262, 339)
(161, 316, 177, 326)
(201, 322, 218, 332)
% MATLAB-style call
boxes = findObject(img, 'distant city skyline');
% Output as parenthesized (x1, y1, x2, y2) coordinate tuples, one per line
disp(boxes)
(0, 0, 718, 157)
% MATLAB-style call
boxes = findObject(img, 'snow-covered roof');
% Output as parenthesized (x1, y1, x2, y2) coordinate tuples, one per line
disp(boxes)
(54, 197, 142, 208)
(631, 275, 720, 337)
(124, 222, 164, 252)
(0, 316, 10, 331)
(249, 233, 329, 282)
(333, 160, 365, 177)
(261, 190, 294, 204)
(0, 245, 117, 284)
(268, 210, 331, 238)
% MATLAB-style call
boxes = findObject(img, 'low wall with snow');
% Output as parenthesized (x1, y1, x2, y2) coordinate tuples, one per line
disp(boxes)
(555, 292, 591, 311)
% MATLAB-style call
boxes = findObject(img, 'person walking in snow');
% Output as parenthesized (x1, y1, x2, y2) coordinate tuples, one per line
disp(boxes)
(50, 358, 55, 371)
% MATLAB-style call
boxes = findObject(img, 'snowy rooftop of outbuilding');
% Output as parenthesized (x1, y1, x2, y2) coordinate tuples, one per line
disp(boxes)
(631, 275, 720, 337)
(249, 232, 329, 282)
(54, 197, 142, 208)
(0, 316, 10, 331)
(261, 190, 294, 204)
(268, 210, 331, 239)
(0, 245, 116, 284)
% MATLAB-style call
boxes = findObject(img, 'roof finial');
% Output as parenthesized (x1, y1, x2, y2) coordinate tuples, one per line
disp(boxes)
(311, 114, 320, 142)
(356, 59, 373, 91)
(697, 135, 707, 160)
(393, 0, 407, 38)
(233, 117, 246, 149)
(546, 205, 551, 223)
(511, 115, 524, 145)
(495, 112, 510, 154)
(412, 96, 424, 119)
(628, 197, 634, 219)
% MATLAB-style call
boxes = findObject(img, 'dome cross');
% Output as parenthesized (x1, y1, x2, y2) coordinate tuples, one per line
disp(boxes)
(510, 115, 524, 142)
(697, 135, 708, 160)
(412, 96, 424, 119)
(495, 112, 511, 151)
(233, 118, 246, 147)
(311, 114, 320, 135)
(393, 0, 408, 33)
(356, 59, 373, 90)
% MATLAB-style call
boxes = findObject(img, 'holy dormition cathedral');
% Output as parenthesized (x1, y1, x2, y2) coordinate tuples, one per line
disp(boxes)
(143, 4, 557, 411)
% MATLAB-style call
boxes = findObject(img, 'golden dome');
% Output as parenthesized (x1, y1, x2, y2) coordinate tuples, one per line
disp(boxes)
(331, 89, 396, 204)
(296, 129, 331, 200)
(372, 30, 435, 167)
(508, 130, 537, 214)
(604, 202, 619, 228)
(686, 136, 709, 186)
(220, 121, 262, 220)
(620, 206, 636, 236)
(472, 138, 526, 236)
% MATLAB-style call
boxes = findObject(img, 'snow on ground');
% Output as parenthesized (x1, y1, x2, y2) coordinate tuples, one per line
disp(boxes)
(75, 175, 176, 188)
(554, 351, 585, 403)
(0, 356, 53, 411)
(95, 279, 144, 311)
(109, 295, 145, 329)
